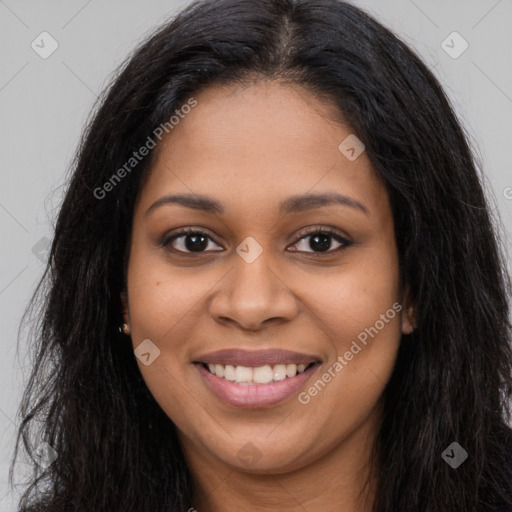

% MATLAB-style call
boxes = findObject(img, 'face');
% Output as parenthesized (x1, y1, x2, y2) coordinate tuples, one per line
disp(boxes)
(122, 80, 414, 476)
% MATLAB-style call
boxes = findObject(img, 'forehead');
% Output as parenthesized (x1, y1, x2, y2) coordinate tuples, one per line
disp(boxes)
(137, 80, 388, 220)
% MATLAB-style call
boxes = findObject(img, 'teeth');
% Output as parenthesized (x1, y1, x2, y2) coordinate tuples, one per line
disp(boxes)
(286, 363, 297, 378)
(253, 365, 273, 384)
(273, 364, 287, 381)
(235, 366, 253, 382)
(224, 364, 236, 381)
(204, 362, 314, 384)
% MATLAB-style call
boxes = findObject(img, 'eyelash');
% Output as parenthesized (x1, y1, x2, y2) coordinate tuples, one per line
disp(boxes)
(160, 226, 353, 257)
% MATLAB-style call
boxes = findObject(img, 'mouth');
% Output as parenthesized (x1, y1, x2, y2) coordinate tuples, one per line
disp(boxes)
(192, 349, 322, 408)
(198, 361, 319, 385)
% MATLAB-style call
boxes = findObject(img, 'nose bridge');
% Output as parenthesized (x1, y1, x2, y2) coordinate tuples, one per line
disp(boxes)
(210, 239, 298, 329)
(232, 244, 278, 300)
(230, 232, 277, 291)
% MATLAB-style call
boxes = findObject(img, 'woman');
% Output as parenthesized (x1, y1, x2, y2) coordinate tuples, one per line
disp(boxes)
(12, 0, 512, 510)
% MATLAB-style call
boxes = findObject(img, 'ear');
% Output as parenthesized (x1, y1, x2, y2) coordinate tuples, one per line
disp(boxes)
(400, 284, 417, 335)
(121, 289, 130, 325)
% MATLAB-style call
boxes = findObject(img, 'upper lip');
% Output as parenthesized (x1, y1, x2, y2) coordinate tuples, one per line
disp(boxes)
(193, 349, 322, 367)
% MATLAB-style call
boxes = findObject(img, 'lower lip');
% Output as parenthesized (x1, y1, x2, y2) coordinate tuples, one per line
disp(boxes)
(195, 363, 320, 408)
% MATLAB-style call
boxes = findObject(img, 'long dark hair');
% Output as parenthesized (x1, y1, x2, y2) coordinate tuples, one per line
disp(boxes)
(12, 0, 512, 510)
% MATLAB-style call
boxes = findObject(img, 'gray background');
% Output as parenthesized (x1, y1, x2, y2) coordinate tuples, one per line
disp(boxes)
(1, 0, 511, 509)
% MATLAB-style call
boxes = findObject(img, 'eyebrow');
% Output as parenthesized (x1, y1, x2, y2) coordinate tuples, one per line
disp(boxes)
(145, 192, 369, 217)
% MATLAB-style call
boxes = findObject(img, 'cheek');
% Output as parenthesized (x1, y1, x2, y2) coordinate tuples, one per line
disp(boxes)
(126, 255, 208, 429)
(307, 240, 400, 343)
(301, 239, 402, 402)
(126, 245, 212, 341)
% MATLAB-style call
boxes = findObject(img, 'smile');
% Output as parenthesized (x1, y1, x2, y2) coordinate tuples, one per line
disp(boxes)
(193, 348, 322, 408)
(201, 362, 317, 385)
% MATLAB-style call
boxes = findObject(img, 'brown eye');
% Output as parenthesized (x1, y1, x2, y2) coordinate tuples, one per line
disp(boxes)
(288, 229, 352, 255)
(162, 229, 223, 254)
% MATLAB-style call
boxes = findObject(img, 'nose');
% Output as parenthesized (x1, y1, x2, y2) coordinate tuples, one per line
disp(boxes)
(209, 249, 299, 331)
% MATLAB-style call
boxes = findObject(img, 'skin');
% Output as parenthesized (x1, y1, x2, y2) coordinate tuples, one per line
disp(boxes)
(122, 79, 416, 512)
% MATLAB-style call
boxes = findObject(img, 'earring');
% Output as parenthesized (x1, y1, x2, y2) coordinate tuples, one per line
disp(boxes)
(119, 323, 130, 335)
(406, 306, 416, 334)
